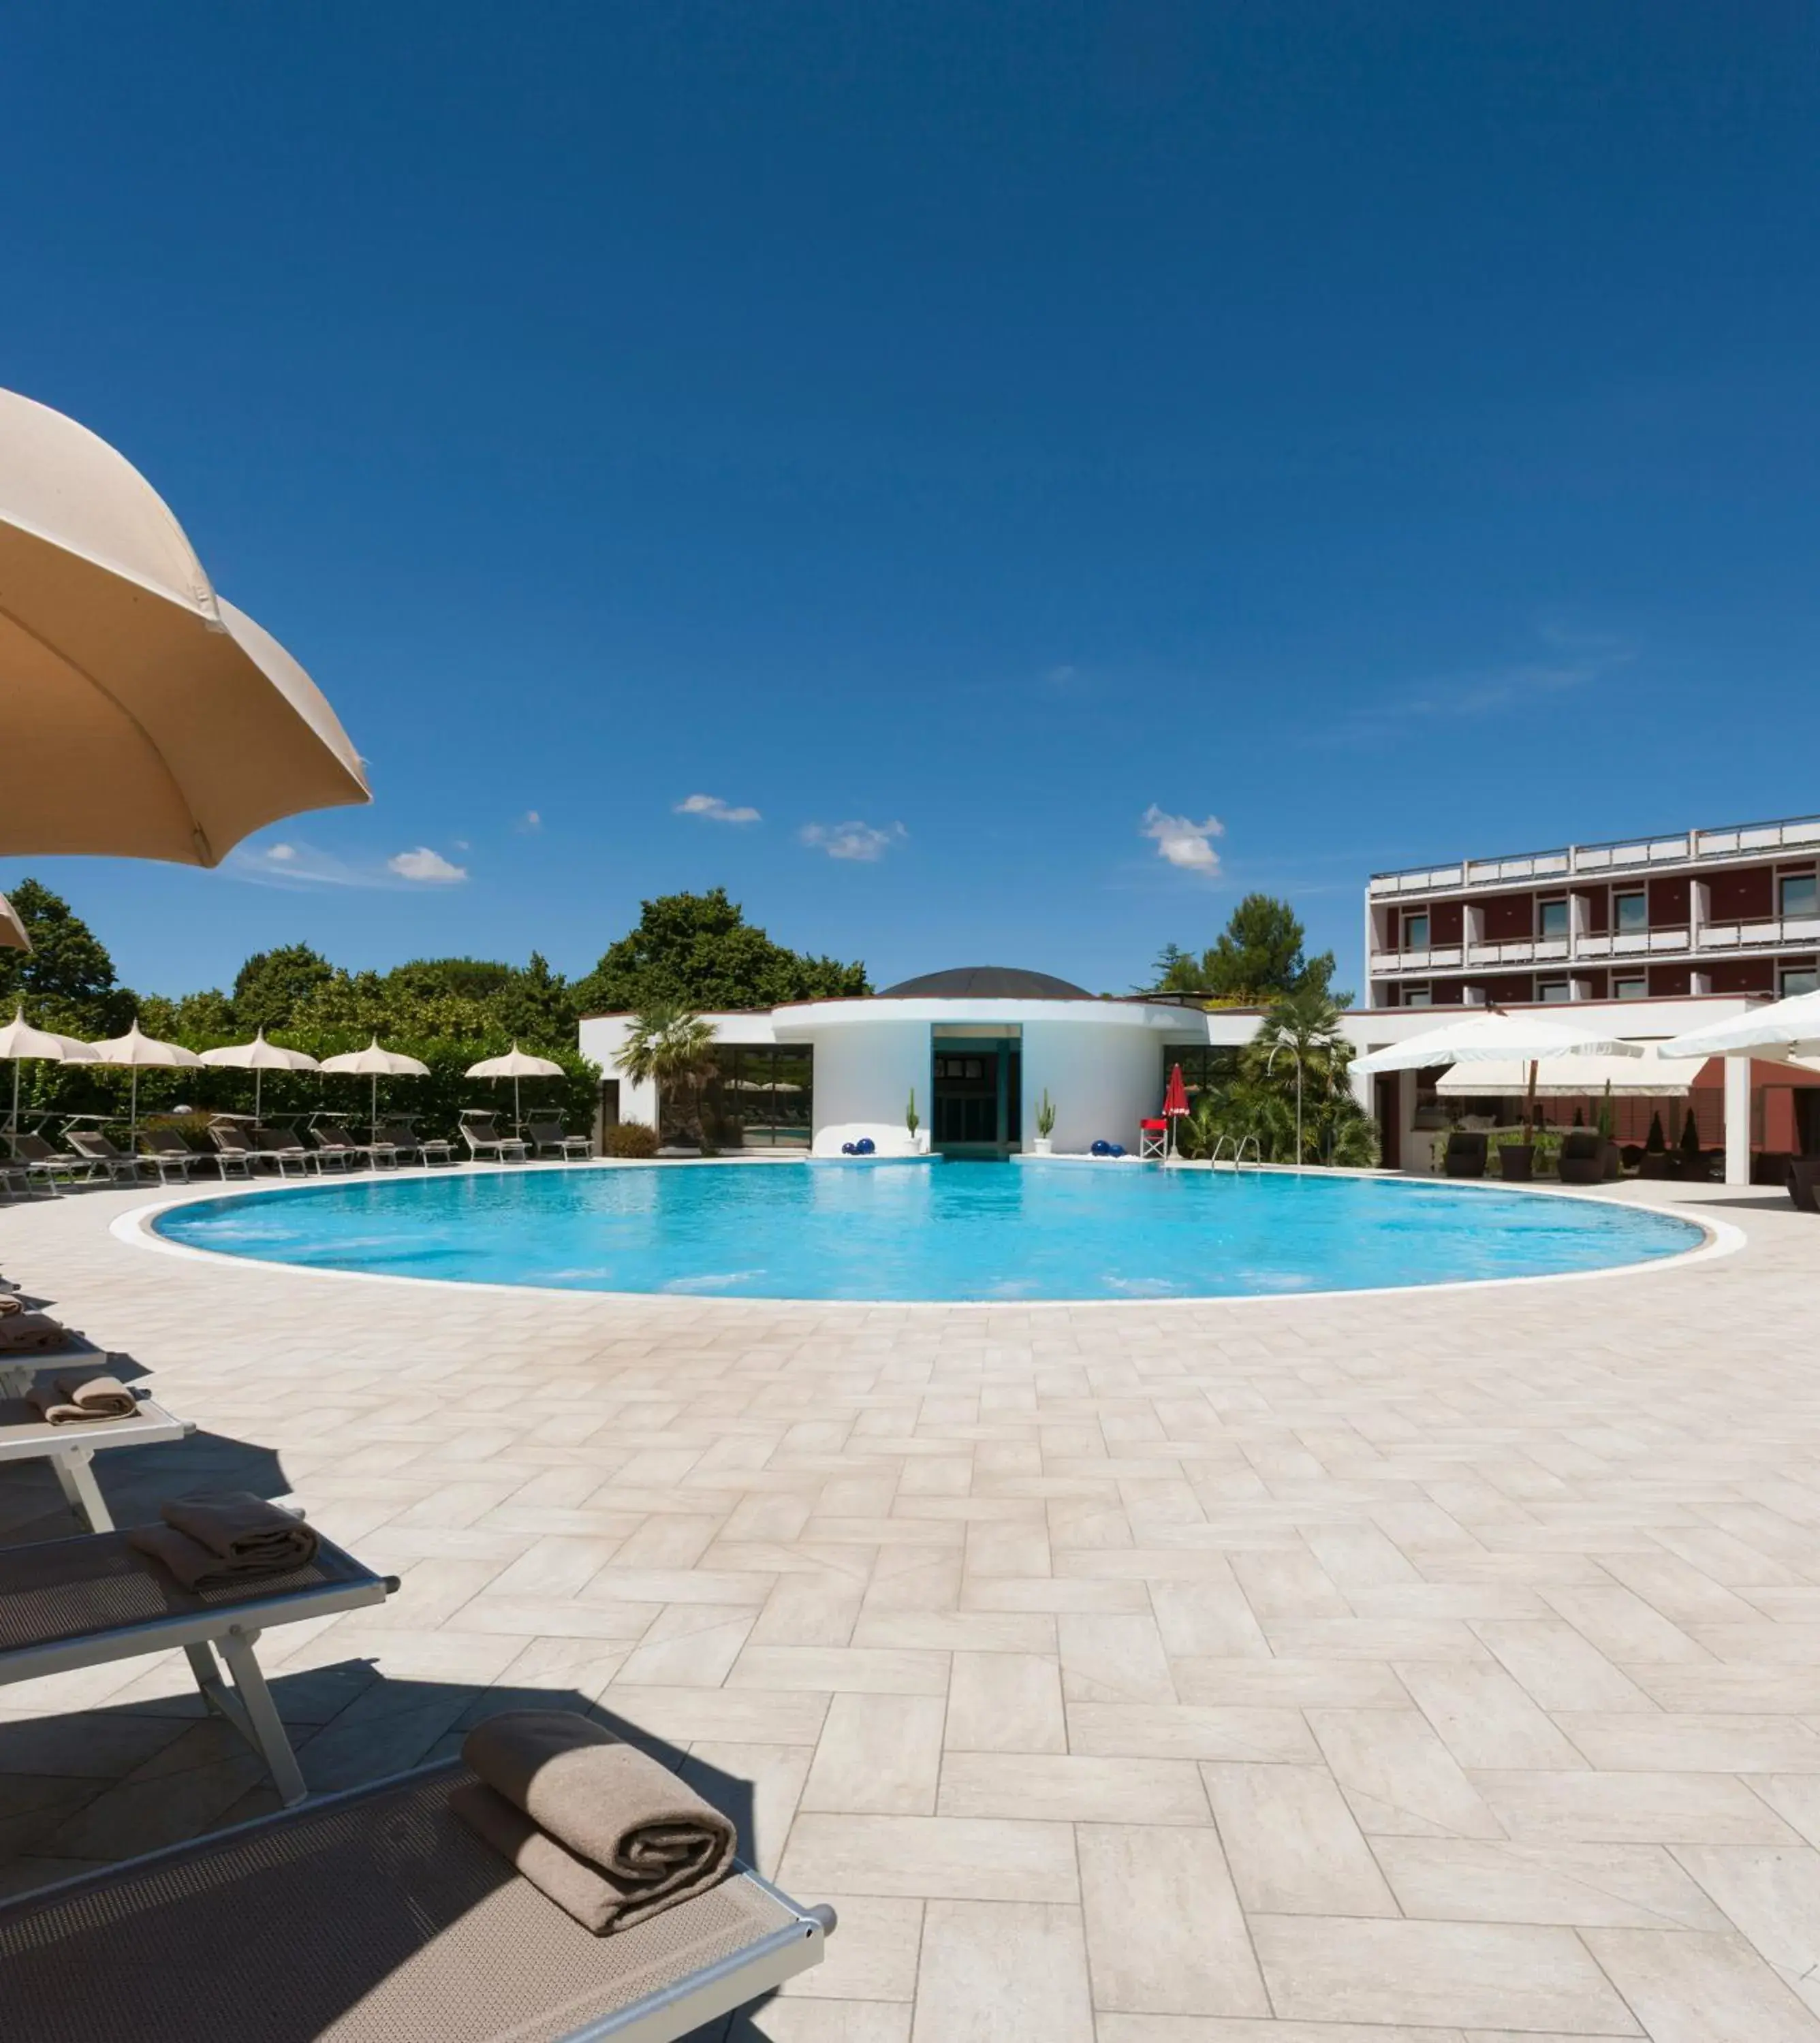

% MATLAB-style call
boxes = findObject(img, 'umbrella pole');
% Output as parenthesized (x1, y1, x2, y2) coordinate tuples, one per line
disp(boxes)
(371, 1072, 379, 1141)
(514, 1074, 522, 1132)
(1526, 1060, 1538, 1139)
(255, 1068, 263, 1124)
(9, 1058, 17, 1134)
(129, 1068, 139, 1141)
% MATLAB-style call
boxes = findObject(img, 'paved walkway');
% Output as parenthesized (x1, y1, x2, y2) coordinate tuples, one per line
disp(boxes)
(0, 1173, 1817, 2040)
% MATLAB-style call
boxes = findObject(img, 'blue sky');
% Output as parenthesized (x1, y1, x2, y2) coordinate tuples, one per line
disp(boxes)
(4, 3, 1818, 1002)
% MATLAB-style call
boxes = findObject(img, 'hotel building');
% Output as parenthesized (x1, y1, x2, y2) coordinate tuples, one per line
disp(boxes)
(1365, 812, 1820, 1010)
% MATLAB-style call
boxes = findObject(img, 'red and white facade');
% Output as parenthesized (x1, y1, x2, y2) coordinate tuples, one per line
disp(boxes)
(1366, 812, 1820, 1011)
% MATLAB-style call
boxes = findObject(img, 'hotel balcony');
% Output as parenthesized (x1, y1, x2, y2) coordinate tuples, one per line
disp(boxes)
(1370, 914, 1820, 981)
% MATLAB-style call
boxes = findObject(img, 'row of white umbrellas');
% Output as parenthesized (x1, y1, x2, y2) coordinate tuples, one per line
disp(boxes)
(0, 1006, 566, 1136)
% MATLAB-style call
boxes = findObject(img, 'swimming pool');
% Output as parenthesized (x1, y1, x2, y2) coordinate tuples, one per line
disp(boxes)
(148, 1160, 1708, 1303)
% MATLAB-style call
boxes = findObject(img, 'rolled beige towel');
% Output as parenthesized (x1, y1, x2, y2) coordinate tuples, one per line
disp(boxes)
(160, 1491, 317, 1568)
(0, 1293, 21, 1318)
(0, 1313, 73, 1355)
(451, 1710, 736, 1935)
(26, 1375, 137, 1425)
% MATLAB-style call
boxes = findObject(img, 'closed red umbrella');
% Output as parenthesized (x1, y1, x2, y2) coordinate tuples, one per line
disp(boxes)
(1163, 1063, 1189, 1158)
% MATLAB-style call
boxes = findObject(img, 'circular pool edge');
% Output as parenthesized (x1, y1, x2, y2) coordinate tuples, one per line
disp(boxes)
(110, 1158, 1743, 1311)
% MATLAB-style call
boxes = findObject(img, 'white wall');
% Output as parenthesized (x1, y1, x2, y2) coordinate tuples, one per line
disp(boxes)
(1021, 1019, 1171, 1153)
(577, 1011, 779, 1142)
(791, 1018, 928, 1156)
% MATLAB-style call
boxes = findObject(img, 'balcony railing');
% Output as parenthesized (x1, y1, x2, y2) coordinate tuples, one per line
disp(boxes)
(1701, 914, 1820, 952)
(1369, 812, 1820, 892)
(1371, 915, 1820, 977)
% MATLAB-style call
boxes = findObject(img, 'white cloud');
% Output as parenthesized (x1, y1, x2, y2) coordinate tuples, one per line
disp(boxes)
(800, 820, 908, 862)
(676, 793, 762, 825)
(1140, 805, 1224, 875)
(388, 846, 469, 885)
(515, 811, 541, 833)
(265, 843, 297, 863)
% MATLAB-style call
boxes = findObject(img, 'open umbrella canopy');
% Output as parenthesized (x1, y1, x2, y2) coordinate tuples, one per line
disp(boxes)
(0, 386, 370, 866)
(1434, 1049, 1709, 1098)
(0, 1005, 93, 1129)
(0, 894, 29, 952)
(1353, 1011, 1646, 1075)
(1662, 989, 1820, 1063)
(200, 1028, 321, 1120)
(464, 1044, 565, 1081)
(86, 1019, 204, 1135)
(320, 1038, 430, 1137)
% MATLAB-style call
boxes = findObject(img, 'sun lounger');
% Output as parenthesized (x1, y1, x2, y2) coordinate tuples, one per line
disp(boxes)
(5, 1128, 98, 1189)
(139, 1128, 204, 1183)
(0, 1523, 395, 1804)
(0, 1162, 33, 1201)
(206, 1122, 264, 1179)
(251, 1126, 317, 1177)
(304, 1118, 368, 1172)
(0, 1386, 191, 1530)
(63, 1126, 146, 1185)
(378, 1115, 456, 1166)
(461, 1111, 529, 1164)
(313, 1113, 397, 1170)
(0, 1754, 833, 2042)
(526, 1115, 593, 1160)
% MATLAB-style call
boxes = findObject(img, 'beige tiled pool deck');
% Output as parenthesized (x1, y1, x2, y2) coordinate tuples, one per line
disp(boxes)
(1, 1172, 1817, 2040)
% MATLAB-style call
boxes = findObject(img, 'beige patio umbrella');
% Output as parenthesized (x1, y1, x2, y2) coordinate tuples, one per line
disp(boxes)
(319, 1038, 430, 1138)
(1663, 988, 1820, 1064)
(86, 1019, 204, 1137)
(0, 894, 29, 952)
(199, 1028, 321, 1122)
(465, 1043, 564, 1128)
(0, 1006, 93, 1130)
(1354, 1009, 1644, 1134)
(0, 386, 370, 866)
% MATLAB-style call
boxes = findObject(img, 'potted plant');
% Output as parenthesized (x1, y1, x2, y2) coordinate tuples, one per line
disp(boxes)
(1597, 1081, 1622, 1178)
(905, 1087, 919, 1141)
(1032, 1089, 1056, 1156)
(1638, 1107, 1674, 1179)
(1678, 1105, 1708, 1182)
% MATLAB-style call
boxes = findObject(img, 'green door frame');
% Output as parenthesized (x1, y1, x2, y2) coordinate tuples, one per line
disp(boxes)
(930, 1032, 1018, 1157)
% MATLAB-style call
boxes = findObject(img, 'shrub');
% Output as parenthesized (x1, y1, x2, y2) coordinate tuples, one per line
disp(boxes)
(601, 1120, 659, 1158)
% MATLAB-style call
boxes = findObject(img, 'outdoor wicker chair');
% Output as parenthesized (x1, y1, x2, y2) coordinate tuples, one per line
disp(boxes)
(0, 1756, 833, 2043)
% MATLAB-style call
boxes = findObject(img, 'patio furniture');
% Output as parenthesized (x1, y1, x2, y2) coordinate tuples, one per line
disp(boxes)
(377, 1114, 456, 1166)
(525, 1113, 592, 1160)
(0, 1756, 834, 2043)
(63, 1126, 145, 1185)
(251, 1126, 317, 1177)
(1787, 1157, 1820, 1214)
(1442, 1130, 1487, 1179)
(140, 1128, 204, 1184)
(1138, 1117, 1168, 1160)
(7, 1128, 104, 1190)
(1555, 1129, 1605, 1186)
(0, 1162, 35, 1201)
(0, 1523, 396, 1805)
(0, 1386, 191, 1531)
(206, 1121, 266, 1179)
(304, 1115, 373, 1173)
(460, 1110, 529, 1164)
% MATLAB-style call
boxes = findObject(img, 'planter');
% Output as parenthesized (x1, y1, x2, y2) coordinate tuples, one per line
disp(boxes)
(1787, 1156, 1820, 1214)
(1637, 1152, 1674, 1180)
(1602, 1141, 1624, 1181)
(1031, 1137, 1053, 1156)
(1496, 1142, 1534, 1183)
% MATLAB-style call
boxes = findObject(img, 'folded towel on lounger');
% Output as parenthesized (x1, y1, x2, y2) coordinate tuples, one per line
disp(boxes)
(26, 1375, 137, 1425)
(0, 1313, 73, 1355)
(451, 1709, 736, 1934)
(126, 1492, 317, 1589)
(0, 1294, 21, 1318)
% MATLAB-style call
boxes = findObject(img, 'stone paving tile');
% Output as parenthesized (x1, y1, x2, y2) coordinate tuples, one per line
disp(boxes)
(3, 1176, 1820, 2038)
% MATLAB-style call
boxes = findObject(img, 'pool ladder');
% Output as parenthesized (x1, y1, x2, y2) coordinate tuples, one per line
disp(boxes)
(1209, 1134, 1261, 1171)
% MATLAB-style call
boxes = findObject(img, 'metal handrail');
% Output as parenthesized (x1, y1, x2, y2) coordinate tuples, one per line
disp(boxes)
(1209, 1134, 1261, 1169)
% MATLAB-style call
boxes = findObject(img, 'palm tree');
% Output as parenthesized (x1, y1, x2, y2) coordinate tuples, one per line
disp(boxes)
(1245, 987, 1367, 1166)
(615, 1004, 719, 1152)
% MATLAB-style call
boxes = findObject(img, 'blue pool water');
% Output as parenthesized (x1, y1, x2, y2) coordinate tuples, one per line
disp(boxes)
(151, 1160, 1706, 1303)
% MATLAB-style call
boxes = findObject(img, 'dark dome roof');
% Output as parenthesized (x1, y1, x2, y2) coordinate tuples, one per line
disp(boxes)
(878, 965, 1093, 1000)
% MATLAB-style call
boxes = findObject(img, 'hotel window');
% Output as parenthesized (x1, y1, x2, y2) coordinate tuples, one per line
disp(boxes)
(1537, 979, 1571, 1002)
(1781, 966, 1819, 998)
(1402, 912, 1430, 951)
(687, 1045, 813, 1150)
(1614, 891, 1648, 934)
(1613, 976, 1648, 1000)
(1780, 871, 1819, 919)
(1161, 1046, 1241, 1100)
(1537, 898, 1569, 940)
(1402, 986, 1432, 1008)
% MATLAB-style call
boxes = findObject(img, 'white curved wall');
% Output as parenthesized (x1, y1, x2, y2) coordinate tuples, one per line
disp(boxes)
(1021, 1019, 1171, 1153)
(796, 1019, 928, 1156)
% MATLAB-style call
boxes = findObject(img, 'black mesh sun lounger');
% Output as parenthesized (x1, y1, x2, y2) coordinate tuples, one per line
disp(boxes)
(0, 1758, 835, 2042)
(0, 1387, 192, 1530)
(0, 1525, 396, 1805)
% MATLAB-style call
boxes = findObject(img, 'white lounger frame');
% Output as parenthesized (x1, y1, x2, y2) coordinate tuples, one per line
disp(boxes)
(0, 1390, 191, 1530)
(0, 1540, 396, 1805)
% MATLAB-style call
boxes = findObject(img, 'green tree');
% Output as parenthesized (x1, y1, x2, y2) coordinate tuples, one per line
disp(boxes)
(1178, 987, 1377, 1167)
(232, 944, 335, 1032)
(574, 889, 868, 1013)
(1150, 894, 1343, 1006)
(614, 1003, 720, 1150)
(0, 878, 131, 1034)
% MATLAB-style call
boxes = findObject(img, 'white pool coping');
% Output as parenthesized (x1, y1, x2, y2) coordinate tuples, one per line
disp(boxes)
(106, 1155, 1747, 1313)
